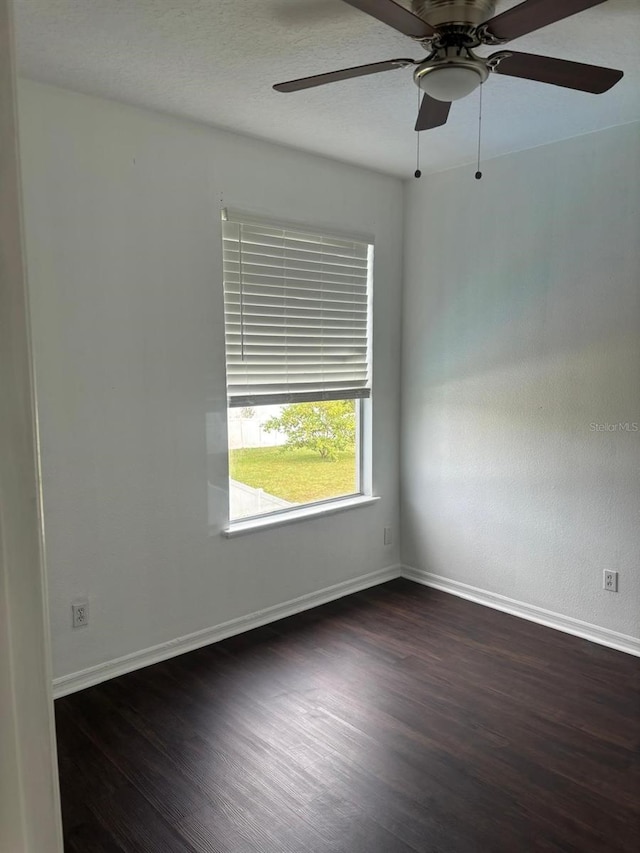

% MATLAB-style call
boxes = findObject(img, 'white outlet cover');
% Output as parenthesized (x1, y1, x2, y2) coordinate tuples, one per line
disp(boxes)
(72, 598, 89, 627)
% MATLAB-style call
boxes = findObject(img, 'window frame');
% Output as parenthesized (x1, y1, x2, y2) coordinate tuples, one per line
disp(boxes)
(220, 209, 375, 534)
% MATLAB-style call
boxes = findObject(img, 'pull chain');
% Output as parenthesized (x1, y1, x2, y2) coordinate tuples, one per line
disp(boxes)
(415, 87, 422, 179)
(475, 82, 483, 180)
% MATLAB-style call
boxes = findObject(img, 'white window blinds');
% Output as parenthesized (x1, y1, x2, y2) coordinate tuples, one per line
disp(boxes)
(222, 210, 372, 408)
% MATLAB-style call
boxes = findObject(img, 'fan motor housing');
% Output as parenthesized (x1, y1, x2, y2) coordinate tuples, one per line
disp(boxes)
(413, 0, 497, 27)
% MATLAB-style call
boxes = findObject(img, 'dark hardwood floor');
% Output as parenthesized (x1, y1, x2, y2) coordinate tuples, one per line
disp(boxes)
(55, 579, 640, 852)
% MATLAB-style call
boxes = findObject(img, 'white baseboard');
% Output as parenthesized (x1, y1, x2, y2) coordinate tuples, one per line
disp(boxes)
(54, 563, 640, 698)
(52, 565, 402, 698)
(402, 565, 640, 658)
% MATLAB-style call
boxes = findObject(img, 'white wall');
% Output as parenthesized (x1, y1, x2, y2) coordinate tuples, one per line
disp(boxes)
(0, 6, 62, 849)
(402, 122, 640, 641)
(18, 80, 404, 683)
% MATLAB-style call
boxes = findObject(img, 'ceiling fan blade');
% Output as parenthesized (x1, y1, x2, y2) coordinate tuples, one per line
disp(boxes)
(482, 0, 607, 43)
(341, 0, 436, 39)
(415, 94, 451, 131)
(491, 51, 624, 94)
(273, 58, 414, 92)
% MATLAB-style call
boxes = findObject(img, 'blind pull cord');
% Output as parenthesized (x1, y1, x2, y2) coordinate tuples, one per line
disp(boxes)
(238, 226, 245, 362)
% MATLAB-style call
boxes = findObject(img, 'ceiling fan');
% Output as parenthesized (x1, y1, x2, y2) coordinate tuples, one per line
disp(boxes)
(273, 0, 624, 132)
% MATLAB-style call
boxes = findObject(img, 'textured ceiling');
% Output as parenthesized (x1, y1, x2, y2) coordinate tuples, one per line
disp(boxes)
(15, 0, 640, 176)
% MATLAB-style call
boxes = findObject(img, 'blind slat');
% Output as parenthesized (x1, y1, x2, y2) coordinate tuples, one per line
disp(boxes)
(224, 289, 369, 308)
(223, 244, 369, 270)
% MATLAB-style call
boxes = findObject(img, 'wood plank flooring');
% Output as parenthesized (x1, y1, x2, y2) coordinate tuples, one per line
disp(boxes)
(55, 579, 640, 852)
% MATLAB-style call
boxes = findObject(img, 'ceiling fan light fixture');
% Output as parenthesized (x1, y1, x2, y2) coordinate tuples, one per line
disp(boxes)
(415, 63, 487, 102)
(273, 0, 625, 135)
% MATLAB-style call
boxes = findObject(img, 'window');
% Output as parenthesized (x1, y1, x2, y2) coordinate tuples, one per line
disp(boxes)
(222, 210, 372, 524)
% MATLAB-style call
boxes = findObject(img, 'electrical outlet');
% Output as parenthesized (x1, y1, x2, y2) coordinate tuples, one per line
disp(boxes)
(384, 526, 393, 546)
(603, 571, 618, 592)
(72, 598, 89, 628)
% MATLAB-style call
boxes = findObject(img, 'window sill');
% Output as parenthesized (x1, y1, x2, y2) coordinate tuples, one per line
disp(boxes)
(222, 494, 380, 538)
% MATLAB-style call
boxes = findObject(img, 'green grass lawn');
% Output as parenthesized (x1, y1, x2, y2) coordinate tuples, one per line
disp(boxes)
(229, 446, 357, 504)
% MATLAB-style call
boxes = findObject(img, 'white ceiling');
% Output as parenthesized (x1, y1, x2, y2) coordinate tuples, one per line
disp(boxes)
(15, 0, 640, 177)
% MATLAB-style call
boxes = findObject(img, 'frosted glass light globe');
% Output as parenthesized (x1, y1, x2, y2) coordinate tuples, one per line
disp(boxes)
(419, 66, 484, 102)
